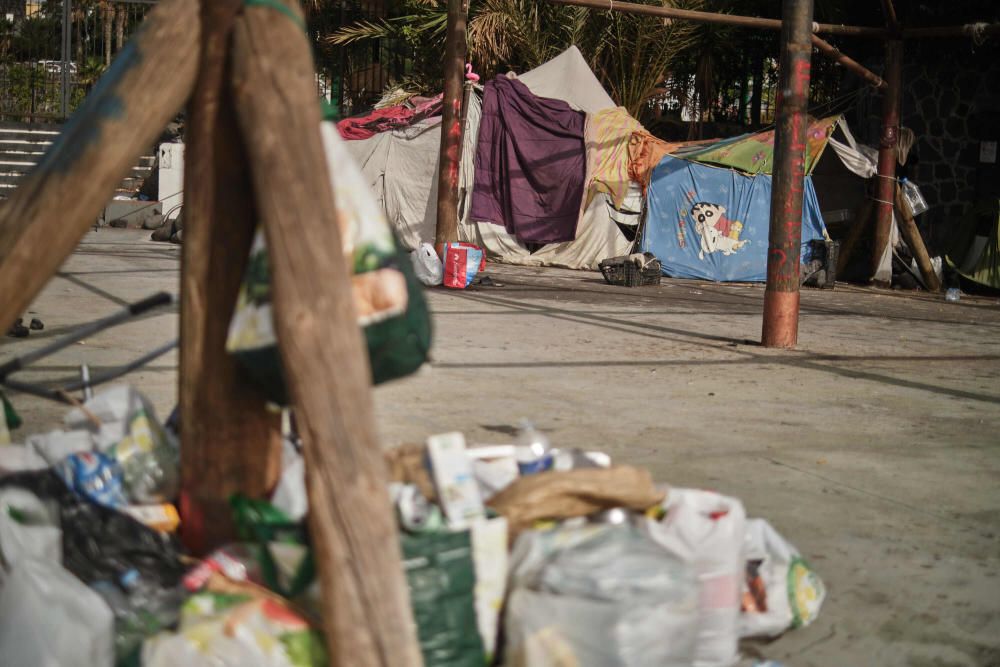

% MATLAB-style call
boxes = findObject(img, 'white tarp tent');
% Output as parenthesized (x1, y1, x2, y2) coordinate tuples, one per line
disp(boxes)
(345, 46, 635, 270)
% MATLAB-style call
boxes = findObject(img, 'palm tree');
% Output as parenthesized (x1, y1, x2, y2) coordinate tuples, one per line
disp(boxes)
(327, 0, 702, 121)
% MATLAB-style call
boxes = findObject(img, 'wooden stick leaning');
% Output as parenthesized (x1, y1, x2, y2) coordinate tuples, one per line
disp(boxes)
(0, 0, 199, 332)
(180, 0, 282, 555)
(894, 185, 942, 292)
(230, 2, 422, 665)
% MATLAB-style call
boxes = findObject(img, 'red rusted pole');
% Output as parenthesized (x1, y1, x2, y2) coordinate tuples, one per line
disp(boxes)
(434, 0, 469, 248)
(761, 0, 814, 349)
(871, 40, 902, 286)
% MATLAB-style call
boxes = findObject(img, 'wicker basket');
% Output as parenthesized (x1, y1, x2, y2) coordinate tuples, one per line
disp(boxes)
(599, 253, 662, 287)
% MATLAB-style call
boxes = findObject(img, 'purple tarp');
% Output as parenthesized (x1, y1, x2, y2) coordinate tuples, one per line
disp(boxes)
(470, 76, 586, 245)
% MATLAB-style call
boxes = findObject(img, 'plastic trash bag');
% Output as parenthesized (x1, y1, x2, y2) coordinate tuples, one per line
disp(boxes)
(62, 385, 179, 504)
(645, 488, 746, 667)
(504, 522, 700, 667)
(225, 123, 432, 404)
(412, 243, 444, 286)
(142, 589, 327, 667)
(443, 242, 485, 289)
(0, 470, 186, 589)
(401, 528, 486, 667)
(739, 518, 825, 638)
(0, 557, 115, 667)
(0, 486, 62, 582)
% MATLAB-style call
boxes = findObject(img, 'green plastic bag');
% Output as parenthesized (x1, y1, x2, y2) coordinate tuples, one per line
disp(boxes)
(226, 122, 432, 405)
(402, 529, 487, 667)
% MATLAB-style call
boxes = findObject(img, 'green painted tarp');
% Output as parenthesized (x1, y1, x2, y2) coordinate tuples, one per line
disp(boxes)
(678, 115, 841, 176)
(947, 199, 1000, 289)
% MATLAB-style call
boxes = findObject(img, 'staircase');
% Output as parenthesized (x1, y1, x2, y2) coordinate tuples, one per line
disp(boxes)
(0, 123, 156, 200)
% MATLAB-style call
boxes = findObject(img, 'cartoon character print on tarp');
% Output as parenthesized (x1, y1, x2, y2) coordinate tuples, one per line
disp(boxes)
(689, 202, 748, 260)
(642, 155, 827, 282)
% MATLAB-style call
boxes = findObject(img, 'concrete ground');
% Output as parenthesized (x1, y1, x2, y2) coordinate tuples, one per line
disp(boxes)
(4, 229, 999, 667)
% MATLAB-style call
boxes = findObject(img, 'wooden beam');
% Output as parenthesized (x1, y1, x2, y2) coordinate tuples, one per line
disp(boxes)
(178, 0, 282, 556)
(810, 35, 885, 88)
(903, 23, 1000, 40)
(895, 185, 942, 292)
(547, 0, 888, 37)
(0, 0, 199, 334)
(230, 3, 422, 666)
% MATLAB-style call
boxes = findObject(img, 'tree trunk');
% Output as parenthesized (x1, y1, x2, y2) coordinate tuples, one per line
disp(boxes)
(115, 5, 126, 52)
(103, 3, 113, 66)
(737, 53, 748, 125)
(750, 48, 763, 127)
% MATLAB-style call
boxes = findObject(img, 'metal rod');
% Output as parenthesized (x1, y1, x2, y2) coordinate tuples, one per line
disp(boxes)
(871, 40, 902, 286)
(810, 35, 884, 88)
(80, 363, 93, 401)
(434, 0, 470, 248)
(1, 339, 176, 404)
(61, 0, 72, 119)
(761, 0, 814, 349)
(546, 0, 886, 37)
(0, 292, 173, 379)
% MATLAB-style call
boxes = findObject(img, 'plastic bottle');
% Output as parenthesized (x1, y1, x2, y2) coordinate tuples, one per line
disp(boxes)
(945, 287, 961, 302)
(900, 177, 929, 216)
(515, 420, 553, 474)
(91, 569, 185, 664)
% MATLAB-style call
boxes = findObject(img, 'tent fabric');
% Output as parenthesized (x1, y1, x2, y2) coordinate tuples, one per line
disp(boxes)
(470, 75, 586, 245)
(642, 155, 827, 282)
(460, 190, 635, 270)
(947, 198, 1000, 288)
(515, 45, 616, 115)
(628, 131, 685, 195)
(680, 115, 840, 176)
(338, 94, 443, 140)
(583, 107, 644, 210)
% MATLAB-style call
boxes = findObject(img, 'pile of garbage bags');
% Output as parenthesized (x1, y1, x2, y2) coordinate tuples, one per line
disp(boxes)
(0, 387, 825, 666)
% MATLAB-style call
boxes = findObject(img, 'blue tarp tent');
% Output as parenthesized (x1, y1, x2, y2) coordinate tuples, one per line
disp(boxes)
(641, 155, 828, 282)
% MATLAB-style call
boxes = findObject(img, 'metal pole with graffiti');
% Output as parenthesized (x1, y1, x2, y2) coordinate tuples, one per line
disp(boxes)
(761, 0, 814, 348)
(434, 0, 470, 249)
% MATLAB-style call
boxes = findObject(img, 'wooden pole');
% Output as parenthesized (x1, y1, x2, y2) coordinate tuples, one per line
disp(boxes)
(230, 3, 422, 666)
(434, 0, 470, 248)
(761, 0, 814, 349)
(880, 0, 899, 32)
(810, 35, 884, 88)
(871, 39, 902, 286)
(0, 0, 199, 335)
(547, 0, 886, 36)
(178, 0, 282, 556)
(895, 185, 942, 292)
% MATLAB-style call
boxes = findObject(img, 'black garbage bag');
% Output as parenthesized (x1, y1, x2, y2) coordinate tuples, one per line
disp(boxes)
(0, 469, 185, 587)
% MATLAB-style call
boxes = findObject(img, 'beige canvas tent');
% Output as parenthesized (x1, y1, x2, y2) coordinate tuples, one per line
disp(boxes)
(344, 46, 637, 270)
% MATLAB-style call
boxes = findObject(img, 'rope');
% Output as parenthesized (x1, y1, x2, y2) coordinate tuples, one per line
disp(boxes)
(244, 0, 306, 31)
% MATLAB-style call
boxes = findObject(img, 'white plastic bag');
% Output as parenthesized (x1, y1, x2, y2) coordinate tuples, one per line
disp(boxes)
(646, 489, 746, 667)
(0, 558, 114, 667)
(411, 243, 443, 286)
(0, 487, 62, 582)
(504, 523, 700, 667)
(739, 518, 825, 638)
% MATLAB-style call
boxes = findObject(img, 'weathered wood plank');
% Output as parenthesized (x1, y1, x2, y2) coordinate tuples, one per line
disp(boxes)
(230, 3, 422, 665)
(179, 0, 282, 555)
